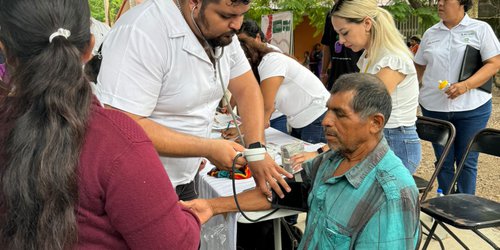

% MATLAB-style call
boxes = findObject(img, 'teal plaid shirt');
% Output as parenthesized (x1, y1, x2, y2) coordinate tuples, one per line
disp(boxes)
(299, 138, 420, 250)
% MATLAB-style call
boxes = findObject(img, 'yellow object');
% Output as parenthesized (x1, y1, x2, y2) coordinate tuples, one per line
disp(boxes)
(438, 80, 449, 90)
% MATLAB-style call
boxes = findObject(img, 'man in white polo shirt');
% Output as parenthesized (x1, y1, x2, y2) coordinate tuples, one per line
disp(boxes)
(96, 0, 291, 201)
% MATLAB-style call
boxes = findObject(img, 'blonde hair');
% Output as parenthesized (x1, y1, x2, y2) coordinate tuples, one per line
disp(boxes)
(331, 0, 412, 67)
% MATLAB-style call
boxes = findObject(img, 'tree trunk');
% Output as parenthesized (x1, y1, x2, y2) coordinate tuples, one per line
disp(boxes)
(103, 0, 110, 26)
(408, 0, 422, 9)
(468, 0, 479, 18)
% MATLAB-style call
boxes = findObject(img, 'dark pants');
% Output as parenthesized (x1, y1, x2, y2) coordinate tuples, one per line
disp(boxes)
(175, 175, 199, 201)
(290, 112, 327, 144)
(270, 115, 288, 134)
(421, 99, 492, 194)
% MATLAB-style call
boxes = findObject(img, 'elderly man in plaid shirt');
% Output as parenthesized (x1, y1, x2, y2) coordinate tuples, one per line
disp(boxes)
(182, 73, 420, 250)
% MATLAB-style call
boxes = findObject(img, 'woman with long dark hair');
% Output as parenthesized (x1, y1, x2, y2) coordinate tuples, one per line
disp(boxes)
(0, 0, 200, 249)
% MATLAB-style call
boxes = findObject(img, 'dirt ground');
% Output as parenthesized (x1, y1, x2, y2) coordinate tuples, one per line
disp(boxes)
(414, 84, 500, 202)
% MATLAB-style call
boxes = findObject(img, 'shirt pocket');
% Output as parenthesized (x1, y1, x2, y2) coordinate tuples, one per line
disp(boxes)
(319, 219, 352, 249)
(319, 227, 352, 249)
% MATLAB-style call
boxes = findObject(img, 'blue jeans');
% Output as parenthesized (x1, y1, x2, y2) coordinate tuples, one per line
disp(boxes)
(421, 99, 491, 194)
(384, 125, 421, 174)
(290, 112, 326, 144)
(270, 115, 288, 134)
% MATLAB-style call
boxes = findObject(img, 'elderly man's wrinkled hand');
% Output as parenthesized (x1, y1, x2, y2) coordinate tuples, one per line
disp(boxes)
(290, 151, 317, 169)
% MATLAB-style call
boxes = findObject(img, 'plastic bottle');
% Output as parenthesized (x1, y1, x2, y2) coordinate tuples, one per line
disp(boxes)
(436, 188, 444, 197)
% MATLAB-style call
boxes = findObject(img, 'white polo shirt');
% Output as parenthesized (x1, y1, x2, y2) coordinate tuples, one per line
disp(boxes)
(96, 0, 250, 187)
(265, 44, 284, 121)
(258, 52, 329, 128)
(415, 14, 500, 112)
(90, 17, 110, 56)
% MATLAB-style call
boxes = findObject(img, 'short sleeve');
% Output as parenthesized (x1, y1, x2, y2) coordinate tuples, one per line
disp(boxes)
(414, 31, 429, 66)
(96, 25, 165, 117)
(258, 53, 287, 82)
(229, 36, 252, 79)
(375, 54, 416, 76)
(479, 23, 500, 61)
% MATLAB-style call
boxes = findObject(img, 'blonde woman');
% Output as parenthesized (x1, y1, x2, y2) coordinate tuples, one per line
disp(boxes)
(330, 0, 421, 174)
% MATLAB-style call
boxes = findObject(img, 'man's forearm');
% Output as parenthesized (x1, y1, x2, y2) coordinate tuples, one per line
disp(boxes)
(105, 105, 213, 157)
(208, 189, 271, 215)
(135, 117, 212, 157)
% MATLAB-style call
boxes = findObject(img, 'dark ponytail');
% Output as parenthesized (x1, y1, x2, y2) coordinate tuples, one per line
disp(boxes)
(0, 0, 92, 249)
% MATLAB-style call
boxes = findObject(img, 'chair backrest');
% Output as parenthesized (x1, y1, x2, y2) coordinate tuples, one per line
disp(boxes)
(448, 128, 500, 194)
(416, 116, 456, 202)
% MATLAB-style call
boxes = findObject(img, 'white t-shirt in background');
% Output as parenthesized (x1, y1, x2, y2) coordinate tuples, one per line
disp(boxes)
(358, 49, 419, 128)
(258, 52, 330, 128)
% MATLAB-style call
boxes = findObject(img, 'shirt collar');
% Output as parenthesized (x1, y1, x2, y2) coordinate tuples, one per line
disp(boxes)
(329, 137, 390, 188)
(437, 13, 472, 30)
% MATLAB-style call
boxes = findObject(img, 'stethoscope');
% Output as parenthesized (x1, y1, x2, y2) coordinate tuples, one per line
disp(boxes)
(185, 1, 245, 144)
(180, 1, 280, 222)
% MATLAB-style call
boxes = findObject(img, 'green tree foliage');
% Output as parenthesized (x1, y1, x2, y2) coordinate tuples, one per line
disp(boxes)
(89, 0, 124, 24)
(246, 0, 333, 37)
(89, 0, 106, 21)
(88, 0, 440, 35)
(247, 0, 439, 37)
(386, 0, 439, 34)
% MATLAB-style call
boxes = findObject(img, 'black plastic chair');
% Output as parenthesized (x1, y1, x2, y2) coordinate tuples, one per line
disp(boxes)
(414, 116, 456, 202)
(421, 128, 500, 250)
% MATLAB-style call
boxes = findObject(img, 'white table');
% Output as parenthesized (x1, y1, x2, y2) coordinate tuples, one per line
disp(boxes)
(198, 128, 321, 250)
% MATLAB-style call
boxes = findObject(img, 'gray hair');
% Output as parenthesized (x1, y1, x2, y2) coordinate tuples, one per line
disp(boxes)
(331, 73, 392, 125)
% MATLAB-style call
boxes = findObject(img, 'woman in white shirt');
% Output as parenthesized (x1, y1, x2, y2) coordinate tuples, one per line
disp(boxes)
(330, 0, 421, 174)
(237, 35, 330, 144)
(414, 0, 500, 194)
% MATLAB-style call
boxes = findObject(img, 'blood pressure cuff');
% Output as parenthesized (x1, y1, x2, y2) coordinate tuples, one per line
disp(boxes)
(270, 152, 328, 212)
(270, 172, 312, 212)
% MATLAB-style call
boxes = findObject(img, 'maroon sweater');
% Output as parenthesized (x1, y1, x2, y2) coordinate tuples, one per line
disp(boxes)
(76, 98, 200, 249)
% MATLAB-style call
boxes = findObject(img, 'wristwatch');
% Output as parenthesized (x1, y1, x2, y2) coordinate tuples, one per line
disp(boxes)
(317, 147, 324, 154)
(248, 141, 267, 150)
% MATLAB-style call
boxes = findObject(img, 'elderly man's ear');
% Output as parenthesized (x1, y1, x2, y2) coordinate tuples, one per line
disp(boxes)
(369, 113, 385, 134)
